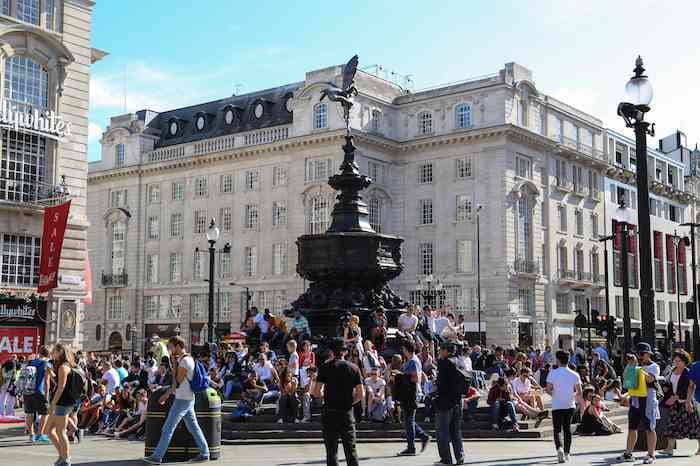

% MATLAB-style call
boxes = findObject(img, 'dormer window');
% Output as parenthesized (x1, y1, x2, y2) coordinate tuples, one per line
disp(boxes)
(254, 102, 264, 119)
(195, 114, 206, 132)
(284, 95, 294, 113)
(168, 119, 180, 137)
(224, 108, 234, 125)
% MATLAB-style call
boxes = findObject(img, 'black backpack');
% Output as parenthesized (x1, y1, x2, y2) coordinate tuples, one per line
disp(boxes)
(67, 367, 88, 402)
(450, 357, 472, 395)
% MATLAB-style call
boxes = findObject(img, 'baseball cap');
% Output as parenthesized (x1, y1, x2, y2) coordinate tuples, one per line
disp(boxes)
(635, 342, 652, 355)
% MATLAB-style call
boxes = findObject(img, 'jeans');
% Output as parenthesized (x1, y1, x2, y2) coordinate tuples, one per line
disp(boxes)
(464, 398, 478, 420)
(321, 408, 358, 466)
(403, 405, 429, 452)
(490, 400, 518, 427)
(152, 398, 209, 461)
(224, 379, 242, 400)
(436, 405, 464, 464)
(278, 394, 298, 422)
(552, 408, 574, 454)
(0, 390, 16, 416)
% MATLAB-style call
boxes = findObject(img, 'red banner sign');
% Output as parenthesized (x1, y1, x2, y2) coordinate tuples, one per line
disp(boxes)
(38, 200, 71, 293)
(0, 327, 41, 363)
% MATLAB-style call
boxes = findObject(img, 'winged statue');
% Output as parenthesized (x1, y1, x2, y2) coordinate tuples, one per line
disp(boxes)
(320, 55, 359, 132)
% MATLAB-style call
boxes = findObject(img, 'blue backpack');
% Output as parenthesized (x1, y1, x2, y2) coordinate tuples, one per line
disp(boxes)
(189, 358, 210, 393)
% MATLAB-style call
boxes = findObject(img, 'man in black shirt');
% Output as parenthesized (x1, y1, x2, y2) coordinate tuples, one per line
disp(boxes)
(435, 342, 465, 465)
(311, 338, 363, 466)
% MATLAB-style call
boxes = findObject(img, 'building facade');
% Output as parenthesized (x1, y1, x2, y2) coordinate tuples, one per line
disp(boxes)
(0, 0, 99, 353)
(85, 59, 692, 351)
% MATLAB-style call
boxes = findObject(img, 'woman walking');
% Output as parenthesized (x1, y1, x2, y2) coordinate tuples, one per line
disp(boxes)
(46, 344, 78, 466)
(662, 350, 700, 456)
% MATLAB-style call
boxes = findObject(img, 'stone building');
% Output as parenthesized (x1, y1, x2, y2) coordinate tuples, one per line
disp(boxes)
(85, 59, 690, 351)
(0, 0, 100, 350)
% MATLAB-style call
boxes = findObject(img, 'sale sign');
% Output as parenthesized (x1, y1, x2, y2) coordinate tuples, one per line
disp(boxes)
(38, 200, 71, 293)
(0, 327, 41, 363)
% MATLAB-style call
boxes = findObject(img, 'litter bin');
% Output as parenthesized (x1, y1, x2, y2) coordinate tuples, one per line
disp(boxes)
(145, 386, 222, 462)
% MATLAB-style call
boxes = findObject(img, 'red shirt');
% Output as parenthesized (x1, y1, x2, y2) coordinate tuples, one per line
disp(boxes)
(300, 350, 315, 368)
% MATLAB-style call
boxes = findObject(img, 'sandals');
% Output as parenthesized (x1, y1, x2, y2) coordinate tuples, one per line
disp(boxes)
(615, 452, 633, 462)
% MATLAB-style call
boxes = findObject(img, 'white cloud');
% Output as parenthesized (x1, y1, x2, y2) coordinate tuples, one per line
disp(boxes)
(88, 121, 103, 143)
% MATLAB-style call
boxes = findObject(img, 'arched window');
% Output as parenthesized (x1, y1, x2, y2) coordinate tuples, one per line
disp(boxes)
(558, 245, 568, 275)
(370, 109, 382, 131)
(313, 103, 328, 130)
(95, 324, 102, 342)
(16, 0, 39, 25)
(369, 197, 382, 233)
(4, 55, 48, 111)
(417, 111, 432, 135)
(111, 221, 126, 275)
(455, 103, 472, 129)
(307, 194, 330, 234)
(516, 195, 532, 261)
(108, 331, 123, 350)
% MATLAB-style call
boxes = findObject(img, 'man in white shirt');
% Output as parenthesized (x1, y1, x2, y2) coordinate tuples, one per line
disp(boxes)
(144, 336, 209, 465)
(364, 368, 387, 421)
(254, 308, 271, 341)
(546, 350, 582, 464)
(100, 361, 120, 395)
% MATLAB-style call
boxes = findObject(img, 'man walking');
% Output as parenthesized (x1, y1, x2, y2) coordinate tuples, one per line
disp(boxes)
(143, 336, 209, 465)
(311, 337, 363, 466)
(23, 346, 51, 443)
(546, 350, 582, 463)
(395, 340, 430, 456)
(435, 342, 465, 465)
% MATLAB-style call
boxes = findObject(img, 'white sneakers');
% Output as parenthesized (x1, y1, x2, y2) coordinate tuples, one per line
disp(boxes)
(557, 448, 566, 463)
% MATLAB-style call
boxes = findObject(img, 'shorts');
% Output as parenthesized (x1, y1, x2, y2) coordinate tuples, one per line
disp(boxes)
(628, 405, 652, 432)
(52, 404, 74, 416)
(23, 393, 48, 416)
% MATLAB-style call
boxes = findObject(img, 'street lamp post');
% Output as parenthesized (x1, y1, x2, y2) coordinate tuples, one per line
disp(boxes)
(206, 219, 220, 344)
(618, 56, 656, 347)
(614, 199, 633, 352)
(476, 204, 483, 345)
(681, 222, 700, 357)
(598, 234, 615, 351)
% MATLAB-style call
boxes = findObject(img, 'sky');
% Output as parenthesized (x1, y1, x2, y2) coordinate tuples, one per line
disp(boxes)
(88, 0, 700, 161)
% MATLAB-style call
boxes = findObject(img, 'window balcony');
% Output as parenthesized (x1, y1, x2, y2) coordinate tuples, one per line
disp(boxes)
(0, 176, 69, 211)
(557, 269, 592, 286)
(554, 178, 572, 192)
(513, 258, 540, 276)
(592, 273, 605, 287)
(102, 271, 128, 288)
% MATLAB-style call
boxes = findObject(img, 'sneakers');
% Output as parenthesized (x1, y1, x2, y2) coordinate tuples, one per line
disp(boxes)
(564, 453, 570, 462)
(397, 449, 417, 456)
(188, 454, 209, 463)
(642, 456, 656, 464)
(36, 434, 50, 443)
(420, 436, 430, 453)
(143, 456, 162, 465)
(557, 448, 565, 464)
(616, 452, 634, 462)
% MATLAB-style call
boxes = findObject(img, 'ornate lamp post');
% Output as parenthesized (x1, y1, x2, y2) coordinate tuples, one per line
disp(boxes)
(680, 222, 700, 356)
(206, 219, 220, 344)
(617, 56, 656, 347)
(613, 198, 634, 352)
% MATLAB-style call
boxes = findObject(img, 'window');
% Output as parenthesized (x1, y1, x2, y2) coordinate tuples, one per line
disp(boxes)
(170, 213, 183, 238)
(516, 196, 531, 260)
(172, 181, 184, 201)
(148, 184, 160, 203)
(193, 251, 204, 281)
(654, 231, 664, 292)
(308, 195, 330, 234)
(107, 296, 125, 321)
(45, 0, 56, 30)
(455, 103, 472, 129)
(169, 296, 183, 320)
(0, 234, 40, 286)
(556, 293, 570, 313)
(146, 254, 158, 283)
(0, 130, 47, 203)
(370, 109, 382, 131)
(551, 115, 563, 142)
(95, 325, 102, 342)
(555, 159, 568, 187)
(272, 201, 287, 227)
(418, 162, 433, 184)
(588, 171, 599, 198)
(417, 111, 432, 135)
(313, 103, 328, 129)
(456, 240, 473, 273)
(244, 169, 259, 191)
(656, 300, 665, 322)
(517, 99, 528, 127)
(220, 174, 233, 193)
(558, 245, 568, 273)
(591, 213, 598, 238)
(456, 157, 472, 179)
(558, 205, 567, 232)
(574, 294, 586, 314)
(190, 294, 207, 320)
(2, 0, 9, 15)
(419, 242, 434, 275)
(169, 252, 182, 282)
(143, 296, 160, 320)
(369, 197, 382, 232)
(244, 204, 259, 230)
(110, 222, 126, 275)
(368, 161, 384, 184)
(147, 216, 159, 240)
(575, 248, 585, 279)
(219, 251, 232, 279)
(518, 288, 534, 313)
(115, 144, 125, 168)
(4, 55, 47, 111)
(273, 166, 287, 187)
(516, 155, 532, 179)
(110, 189, 127, 207)
(220, 207, 232, 231)
(575, 210, 583, 236)
(591, 252, 600, 281)
(456, 195, 472, 222)
(244, 246, 257, 277)
(194, 177, 208, 197)
(305, 158, 334, 183)
(194, 209, 207, 234)
(419, 199, 434, 225)
(572, 166, 584, 193)
(669, 204, 680, 223)
(272, 243, 288, 275)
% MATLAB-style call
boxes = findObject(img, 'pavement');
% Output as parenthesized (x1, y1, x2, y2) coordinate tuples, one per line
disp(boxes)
(1, 422, 699, 466)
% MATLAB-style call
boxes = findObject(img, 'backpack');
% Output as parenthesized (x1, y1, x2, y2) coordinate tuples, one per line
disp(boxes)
(67, 367, 88, 402)
(189, 358, 210, 393)
(449, 357, 472, 395)
(17, 365, 38, 395)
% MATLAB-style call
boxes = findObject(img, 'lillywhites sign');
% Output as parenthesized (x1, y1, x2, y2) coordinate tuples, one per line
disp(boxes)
(0, 100, 72, 141)
(0, 302, 35, 320)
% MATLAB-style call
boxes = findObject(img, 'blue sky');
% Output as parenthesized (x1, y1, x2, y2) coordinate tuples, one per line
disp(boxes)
(88, 0, 700, 161)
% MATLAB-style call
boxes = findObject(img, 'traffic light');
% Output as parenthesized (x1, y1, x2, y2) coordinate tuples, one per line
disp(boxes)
(686, 300, 697, 320)
(591, 309, 601, 327)
(596, 314, 607, 336)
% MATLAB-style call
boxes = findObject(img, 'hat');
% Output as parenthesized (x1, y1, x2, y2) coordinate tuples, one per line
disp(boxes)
(635, 342, 652, 355)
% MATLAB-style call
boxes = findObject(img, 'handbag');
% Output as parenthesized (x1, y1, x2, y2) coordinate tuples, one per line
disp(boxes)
(623, 365, 639, 390)
(627, 369, 648, 398)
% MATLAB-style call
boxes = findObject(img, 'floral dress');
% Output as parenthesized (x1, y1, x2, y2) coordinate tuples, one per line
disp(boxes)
(664, 369, 700, 440)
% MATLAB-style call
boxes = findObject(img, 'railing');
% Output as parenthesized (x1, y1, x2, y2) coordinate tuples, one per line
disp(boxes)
(556, 136, 606, 162)
(242, 126, 289, 146)
(147, 145, 185, 163)
(558, 269, 577, 281)
(576, 271, 592, 282)
(558, 269, 592, 282)
(514, 258, 540, 274)
(555, 177, 572, 190)
(572, 182, 586, 196)
(102, 271, 128, 287)
(0, 176, 68, 207)
(193, 134, 236, 156)
(592, 274, 605, 286)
